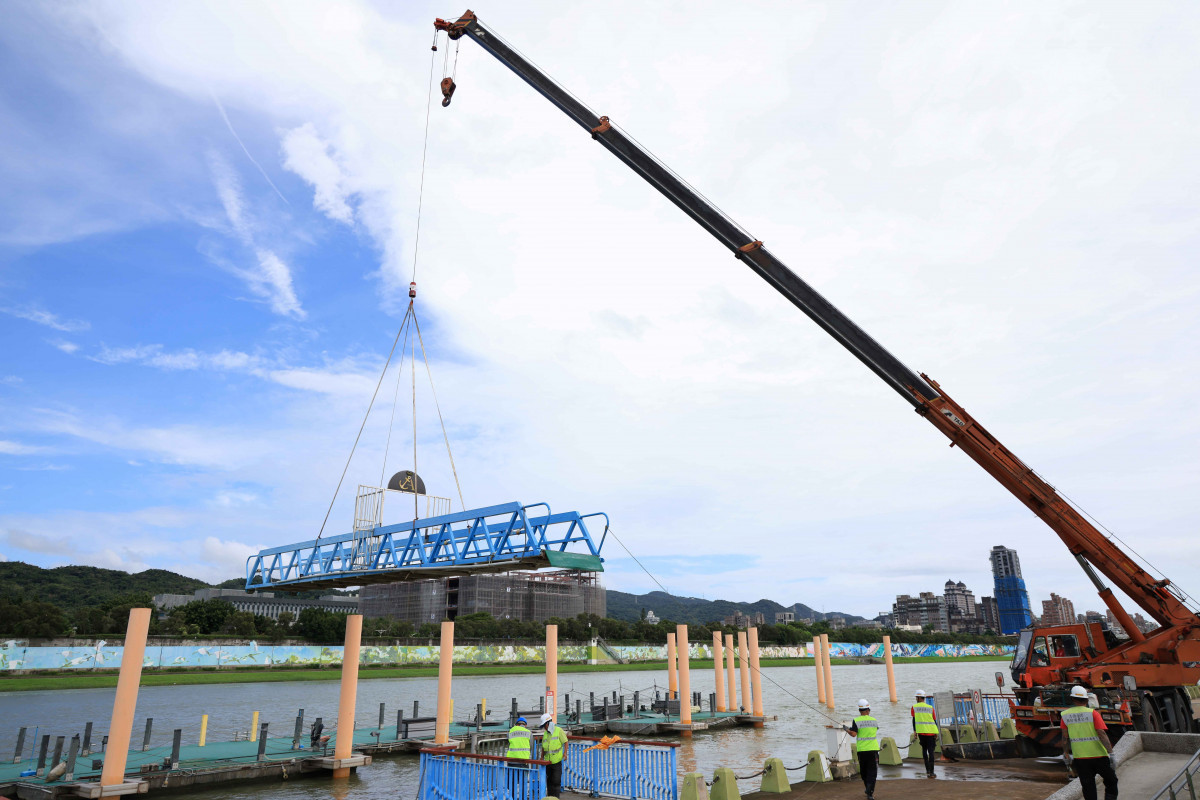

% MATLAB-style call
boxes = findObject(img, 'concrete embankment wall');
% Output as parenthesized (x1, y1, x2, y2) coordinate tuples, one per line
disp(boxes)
(0, 638, 1012, 672)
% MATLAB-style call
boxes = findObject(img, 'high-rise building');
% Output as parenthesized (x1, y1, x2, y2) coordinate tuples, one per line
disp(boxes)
(990, 545, 1033, 634)
(1040, 593, 1076, 627)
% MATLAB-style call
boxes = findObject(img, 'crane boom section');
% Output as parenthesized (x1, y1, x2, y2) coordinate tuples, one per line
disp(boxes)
(433, 11, 1199, 632)
(435, 12, 938, 407)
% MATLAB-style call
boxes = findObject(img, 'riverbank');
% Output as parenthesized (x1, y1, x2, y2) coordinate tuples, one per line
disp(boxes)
(0, 655, 1008, 692)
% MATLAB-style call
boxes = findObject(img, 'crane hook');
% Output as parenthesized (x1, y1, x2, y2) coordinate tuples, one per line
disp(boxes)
(440, 77, 456, 107)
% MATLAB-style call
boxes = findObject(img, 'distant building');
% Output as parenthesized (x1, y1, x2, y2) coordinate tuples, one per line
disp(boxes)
(645, 610, 660, 625)
(360, 570, 604, 625)
(1040, 593, 1076, 627)
(990, 546, 1033, 634)
(827, 615, 846, 631)
(944, 579, 982, 634)
(855, 620, 883, 630)
(981, 596, 1000, 633)
(722, 611, 765, 628)
(153, 588, 358, 621)
(775, 611, 795, 624)
(892, 592, 948, 632)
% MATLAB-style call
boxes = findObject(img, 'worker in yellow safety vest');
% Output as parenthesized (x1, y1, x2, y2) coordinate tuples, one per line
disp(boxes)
(506, 716, 532, 759)
(911, 689, 939, 778)
(539, 712, 569, 797)
(1060, 685, 1117, 800)
(843, 699, 881, 800)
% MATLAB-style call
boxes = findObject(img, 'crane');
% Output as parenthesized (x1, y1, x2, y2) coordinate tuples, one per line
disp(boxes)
(432, 10, 1200, 751)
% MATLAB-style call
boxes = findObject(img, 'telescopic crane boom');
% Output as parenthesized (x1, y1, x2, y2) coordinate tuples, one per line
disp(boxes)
(433, 10, 1200, 734)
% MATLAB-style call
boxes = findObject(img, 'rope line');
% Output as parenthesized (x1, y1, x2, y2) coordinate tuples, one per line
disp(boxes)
(413, 311, 467, 510)
(603, 524, 671, 596)
(316, 306, 413, 540)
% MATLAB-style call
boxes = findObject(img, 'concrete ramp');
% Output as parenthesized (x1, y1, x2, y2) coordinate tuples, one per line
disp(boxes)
(1047, 731, 1200, 800)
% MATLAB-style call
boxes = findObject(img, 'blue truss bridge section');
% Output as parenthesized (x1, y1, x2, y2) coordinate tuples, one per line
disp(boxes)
(245, 501, 608, 593)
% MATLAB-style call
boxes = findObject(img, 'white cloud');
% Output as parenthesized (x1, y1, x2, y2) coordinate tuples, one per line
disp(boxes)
(0, 440, 47, 456)
(1, 305, 89, 332)
(207, 152, 306, 319)
(282, 122, 354, 224)
(49, 339, 80, 354)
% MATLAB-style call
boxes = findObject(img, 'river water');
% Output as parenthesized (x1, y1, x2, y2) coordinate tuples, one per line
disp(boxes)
(0, 660, 1014, 798)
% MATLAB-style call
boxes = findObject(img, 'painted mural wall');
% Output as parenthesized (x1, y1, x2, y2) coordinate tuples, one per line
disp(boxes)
(0, 639, 1012, 672)
(0, 641, 589, 671)
(611, 642, 1015, 661)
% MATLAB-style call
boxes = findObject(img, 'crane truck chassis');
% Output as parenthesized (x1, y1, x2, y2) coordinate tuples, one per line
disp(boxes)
(432, 9, 1200, 756)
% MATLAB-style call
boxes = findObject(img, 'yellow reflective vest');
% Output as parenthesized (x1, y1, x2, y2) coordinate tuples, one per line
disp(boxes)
(506, 725, 532, 759)
(854, 714, 881, 753)
(541, 725, 569, 764)
(912, 702, 937, 735)
(1061, 707, 1107, 759)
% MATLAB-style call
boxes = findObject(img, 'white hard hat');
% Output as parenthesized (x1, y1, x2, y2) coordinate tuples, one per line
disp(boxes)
(539, 713, 553, 726)
(858, 699, 871, 710)
(1070, 686, 1089, 699)
(915, 689, 926, 697)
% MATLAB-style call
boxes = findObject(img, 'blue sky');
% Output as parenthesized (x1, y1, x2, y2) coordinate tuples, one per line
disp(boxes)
(2, 2, 1199, 622)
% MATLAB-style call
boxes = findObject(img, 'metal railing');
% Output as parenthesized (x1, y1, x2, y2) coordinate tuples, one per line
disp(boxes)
(1153, 746, 1200, 800)
(561, 735, 678, 800)
(418, 747, 547, 800)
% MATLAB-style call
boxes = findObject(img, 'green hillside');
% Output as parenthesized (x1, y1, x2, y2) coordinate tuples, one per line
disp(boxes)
(0, 562, 208, 610)
(605, 589, 865, 626)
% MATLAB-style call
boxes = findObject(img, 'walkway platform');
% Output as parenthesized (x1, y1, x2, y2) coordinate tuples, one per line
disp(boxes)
(245, 502, 607, 593)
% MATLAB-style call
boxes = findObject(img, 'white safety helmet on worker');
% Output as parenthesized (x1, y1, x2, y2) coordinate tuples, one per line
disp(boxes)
(539, 713, 554, 727)
(915, 689, 926, 698)
(1070, 685, 1090, 699)
(858, 699, 871, 710)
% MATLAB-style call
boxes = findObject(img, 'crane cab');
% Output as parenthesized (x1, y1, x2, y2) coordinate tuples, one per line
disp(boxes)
(1011, 623, 1113, 688)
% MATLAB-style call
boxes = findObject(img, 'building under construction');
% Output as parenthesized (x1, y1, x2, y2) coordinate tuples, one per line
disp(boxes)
(359, 570, 605, 625)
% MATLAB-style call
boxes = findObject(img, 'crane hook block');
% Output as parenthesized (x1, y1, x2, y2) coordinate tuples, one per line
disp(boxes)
(440, 78, 457, 107)
(591, 116, 612, 138)
(409, 281, 417, 299)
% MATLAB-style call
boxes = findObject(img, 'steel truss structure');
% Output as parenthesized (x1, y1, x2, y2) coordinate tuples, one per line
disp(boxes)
(245, 502, 608, 593)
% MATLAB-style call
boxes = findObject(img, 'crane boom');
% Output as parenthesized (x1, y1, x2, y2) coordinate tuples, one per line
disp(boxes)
(432, 11, 1199, 638)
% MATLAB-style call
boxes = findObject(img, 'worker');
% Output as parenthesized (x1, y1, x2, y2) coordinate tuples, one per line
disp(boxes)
(539, 712, 569, 798)
(843, 699, 881, 800)
(1061, 685, 1118, 800)
(911, 689, 938, 778)
(506, 716, 532, 759)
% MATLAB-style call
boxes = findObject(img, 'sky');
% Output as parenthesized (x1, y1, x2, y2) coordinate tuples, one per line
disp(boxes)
(1, 1, 1199, 623)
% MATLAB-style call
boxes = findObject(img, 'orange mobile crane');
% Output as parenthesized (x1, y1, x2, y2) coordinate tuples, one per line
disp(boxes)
(433, 10, 1200, 754)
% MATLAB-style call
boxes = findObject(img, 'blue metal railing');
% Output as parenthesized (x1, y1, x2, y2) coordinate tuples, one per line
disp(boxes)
(418, 748, 547, 800)
(935, 693, 1015, 728)
(559, 736, 678, 800)
(246, 502, 606, 591)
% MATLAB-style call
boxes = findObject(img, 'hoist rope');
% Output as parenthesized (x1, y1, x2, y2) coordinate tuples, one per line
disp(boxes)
(411, 33, 438, 284)
(412, 325, 419, 520)
(316, 305, 413, 540)
(378, 307, 415, 490)
(413, 311, 467, 510)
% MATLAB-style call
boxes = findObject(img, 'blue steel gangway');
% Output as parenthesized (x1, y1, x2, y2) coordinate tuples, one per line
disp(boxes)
(246, 501, 607, 593)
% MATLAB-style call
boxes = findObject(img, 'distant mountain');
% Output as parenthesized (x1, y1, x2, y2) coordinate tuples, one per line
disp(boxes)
(605, 589, 865, 626)
(0, 562, 209, 610)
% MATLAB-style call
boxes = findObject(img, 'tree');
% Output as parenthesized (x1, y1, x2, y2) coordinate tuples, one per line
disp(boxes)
(295, 608, 348, 642)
